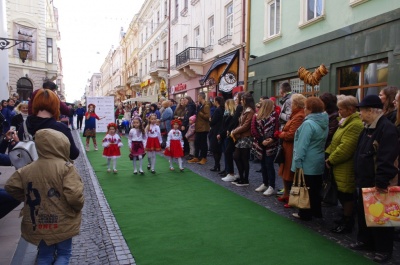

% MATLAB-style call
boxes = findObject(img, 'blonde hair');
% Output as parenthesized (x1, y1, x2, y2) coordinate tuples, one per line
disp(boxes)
(337, 95, 358, 111)
(225, 99, 235, 116)
(291, 94, 306, 109)
(15, 101, 28, 113)
(257, 99, 274, 120)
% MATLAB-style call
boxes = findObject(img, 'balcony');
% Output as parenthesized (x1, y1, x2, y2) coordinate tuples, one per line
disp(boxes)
(203, 45, 214, 54)
(218, 35, 232, 45)
(176, 47, 204, 79)
(127, 75, 140, 86)
(191, 0, 199, 5)
(180, 7, 188, 17)
(150, 60, 169, 79)
(171, 16, 178, 25)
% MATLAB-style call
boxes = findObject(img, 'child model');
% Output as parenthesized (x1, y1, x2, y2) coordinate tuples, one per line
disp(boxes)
(83, 104, 104, 151)
(102, 123, 123, 173)
(164, 119, 184, 171)
(128, 115, 146, 175)
(185, 115, 196, 160)
(145, 113, 162, 174)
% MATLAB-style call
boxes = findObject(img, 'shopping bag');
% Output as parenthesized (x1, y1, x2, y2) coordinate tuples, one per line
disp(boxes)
(362, 186, 400, 227)
(288, 168, 310, 209)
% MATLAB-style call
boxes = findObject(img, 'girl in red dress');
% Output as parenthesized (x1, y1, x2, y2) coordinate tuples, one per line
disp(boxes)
(145, 113, 162, 174)
(164, 119, 184, 171)
(128, 115, 147, 175)
(102, 123, 123, 173)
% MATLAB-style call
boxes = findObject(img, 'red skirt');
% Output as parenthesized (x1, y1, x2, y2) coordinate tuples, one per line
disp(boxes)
(164, 140, 184, 158)
(103, 144, 121, 158)
(131, 141, 145, 156)
(145, 137, 161, 151)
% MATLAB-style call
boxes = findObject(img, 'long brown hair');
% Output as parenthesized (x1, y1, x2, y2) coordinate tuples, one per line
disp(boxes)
(257, 99, 274, 120)
(381, 86, 397, 115)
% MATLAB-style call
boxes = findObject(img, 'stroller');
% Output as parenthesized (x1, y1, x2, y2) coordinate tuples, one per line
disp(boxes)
(117, 114, 130, 135)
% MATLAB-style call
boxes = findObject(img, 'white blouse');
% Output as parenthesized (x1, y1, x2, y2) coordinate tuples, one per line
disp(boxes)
(128, 128, 147, 148)
(102, 134, 123, 148)
(146, 124, 162, 143)
(166, 129, 184, 148)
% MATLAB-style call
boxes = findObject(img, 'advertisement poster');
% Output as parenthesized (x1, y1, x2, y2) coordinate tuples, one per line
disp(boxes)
(86, 97, 114, 132)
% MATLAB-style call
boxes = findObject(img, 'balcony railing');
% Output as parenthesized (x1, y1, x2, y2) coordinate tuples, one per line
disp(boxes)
(150, 60, 168, 72)
(171, 17, 178, 25)
(203, 45, 214, 54)
(176, 47, 203, 68)
(218, 34, 232, 45)
(191, 0, 199, 5)
(180, 7, 188, 17)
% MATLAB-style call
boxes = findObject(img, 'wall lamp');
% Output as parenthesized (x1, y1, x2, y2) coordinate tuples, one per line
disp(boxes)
(0, 31, 34, 63)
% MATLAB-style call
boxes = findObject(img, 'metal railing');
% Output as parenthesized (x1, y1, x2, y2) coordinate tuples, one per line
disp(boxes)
(150, 60, 168, 72)
(218, 35, 232, 45)
(176, 47, 203, 67)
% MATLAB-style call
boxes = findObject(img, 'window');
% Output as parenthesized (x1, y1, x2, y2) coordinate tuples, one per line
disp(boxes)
(164, 0, 168, 17)
(151, 20, 154, 34)
(299, 0, 325, 28)
(194, 27, 200, 47)
(163, 41, 167, 60)
(208, 16, 214, 45)
(183, 35, 188, 49)
(184, 0, 188, 8)
(145, 58, 147, 75)
(174, 42, 178, 64)
(273, 78, 320, 99)
(175, 0, 179, 19)
(150, 54, 153, 63)
(265, 0, 281, 39)
(156, 48, 159, 60)
(140, 63, 143, 77)
(226, 2, 233, 36)
(157, 11, 160, 24)
(46, 38, 53, 63)
(338, 59, 388, 101)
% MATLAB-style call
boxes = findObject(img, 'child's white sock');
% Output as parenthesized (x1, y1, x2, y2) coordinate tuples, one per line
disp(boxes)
(169, 158, 173, 168)
(138, 155, 143, 171)
(178, 158, 183, 169)
(133, 157, 137, 171)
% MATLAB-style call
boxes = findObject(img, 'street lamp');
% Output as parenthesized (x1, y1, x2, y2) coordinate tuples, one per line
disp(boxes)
(0, 31, 34, 63)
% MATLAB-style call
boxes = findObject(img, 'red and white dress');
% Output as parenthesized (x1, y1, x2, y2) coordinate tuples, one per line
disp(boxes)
(145, 124, 162, 151)
(128, 128, 147, 157)
(164, 129, 184, 158)
(102, 134, 123, 158)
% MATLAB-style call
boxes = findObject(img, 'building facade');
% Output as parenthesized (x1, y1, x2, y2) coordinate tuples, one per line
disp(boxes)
(5, 0, 62, 100)
(248, 0, 400, 101)
(169, 0, 247, 101)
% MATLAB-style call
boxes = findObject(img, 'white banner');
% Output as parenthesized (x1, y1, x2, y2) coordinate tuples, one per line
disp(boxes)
(86, 96, 114, 132)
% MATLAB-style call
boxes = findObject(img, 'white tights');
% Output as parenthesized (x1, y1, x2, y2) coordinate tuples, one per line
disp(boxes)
(147, 151, 156, 170)
(107, 158, 117, 170)
(169, 157, 183, 169)
(132, 155, 143, 171)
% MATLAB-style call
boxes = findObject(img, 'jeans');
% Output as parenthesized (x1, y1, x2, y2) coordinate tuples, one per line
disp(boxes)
(37, 238, 72, 265)
(261, 153, 276, 188)
(0, 188, 20, 219)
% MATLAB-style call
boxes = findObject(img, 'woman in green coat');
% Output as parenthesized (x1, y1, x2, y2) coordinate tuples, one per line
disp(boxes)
(325, 95, 364, 234)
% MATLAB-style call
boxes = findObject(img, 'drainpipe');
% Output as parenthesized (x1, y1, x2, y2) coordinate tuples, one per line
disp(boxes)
(243, 0, 251, 92)
(167, 0, 171, 99)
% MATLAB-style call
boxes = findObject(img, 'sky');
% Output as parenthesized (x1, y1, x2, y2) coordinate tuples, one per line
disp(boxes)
(53, 0, 145, 102)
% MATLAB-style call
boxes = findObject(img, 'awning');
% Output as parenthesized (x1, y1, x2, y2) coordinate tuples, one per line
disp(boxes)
(122, 94, 158, 104)
(200, 50, 238, 85)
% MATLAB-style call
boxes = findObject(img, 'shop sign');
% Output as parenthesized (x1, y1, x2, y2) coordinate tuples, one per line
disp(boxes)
(170, 83, 186, 94)
(140, 79, 152, 88)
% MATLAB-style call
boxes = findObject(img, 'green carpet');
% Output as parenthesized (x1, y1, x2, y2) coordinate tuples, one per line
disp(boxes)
(82, 133, 373, 265)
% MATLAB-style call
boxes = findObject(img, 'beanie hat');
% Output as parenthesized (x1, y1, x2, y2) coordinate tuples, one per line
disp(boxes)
(189, 115, 196, 122)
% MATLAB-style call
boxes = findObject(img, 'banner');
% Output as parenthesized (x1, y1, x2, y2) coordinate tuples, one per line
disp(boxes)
(86, 96, 114, 132)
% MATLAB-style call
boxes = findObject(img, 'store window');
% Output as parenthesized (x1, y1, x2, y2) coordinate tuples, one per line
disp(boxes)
(338, 59, 388, 100)
(273, 77, 320, 99)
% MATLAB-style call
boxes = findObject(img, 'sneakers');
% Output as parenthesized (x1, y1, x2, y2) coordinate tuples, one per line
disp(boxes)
(170, 167, 175, 171)
(94, 145, 98, 151)
(263, 186, 276, 196)
(255, 184, 268, 192)
(179, 168, 184, 172)
(276, 189, 284, 195)
(188, 157, 200, 163)
(198, 158, 207, 165)
(113, 169, 118, 173)
(133, 170, 138, 175)
(139, 170, 144, 175)
(107, 168, 111, 173)
(147, 164, 151, 170)
(234, 180, 249, 187)
(222, 174, 236, 182)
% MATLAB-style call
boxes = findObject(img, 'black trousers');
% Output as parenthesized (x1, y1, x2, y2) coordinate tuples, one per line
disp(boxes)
(356, 188, 394, 253)
(77, 115, 83, 129)
(298, 174, 323, 219)
(194, 131, 208, 159)
(233, 147, 250, 181)
(225, 138, 235, 174)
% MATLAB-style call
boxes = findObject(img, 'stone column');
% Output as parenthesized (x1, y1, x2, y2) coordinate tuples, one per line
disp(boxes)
(0, 0, 10, 100)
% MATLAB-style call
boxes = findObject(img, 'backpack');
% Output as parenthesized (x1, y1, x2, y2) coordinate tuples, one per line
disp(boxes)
(9, 120, 38, 169)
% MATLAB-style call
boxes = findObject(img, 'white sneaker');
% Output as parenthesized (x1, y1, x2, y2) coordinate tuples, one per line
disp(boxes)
(255, 184, 268, 192)
(263, 186, 276, 196)
(222, 174, 236, 182)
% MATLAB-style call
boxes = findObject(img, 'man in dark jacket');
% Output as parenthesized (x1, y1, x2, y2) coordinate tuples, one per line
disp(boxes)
(351, 95, 399, 263)
(75, 104, 85, 130)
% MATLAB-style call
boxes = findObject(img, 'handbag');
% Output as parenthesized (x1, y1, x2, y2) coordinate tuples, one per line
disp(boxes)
(9, 120, 38, 169)
(288, 168, 310, 209)
(362, 186, 400, 227)
(274, 139, 284, 164)
(321, 168, 338, 205)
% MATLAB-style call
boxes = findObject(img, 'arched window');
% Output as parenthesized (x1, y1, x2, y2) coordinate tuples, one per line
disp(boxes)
(16, 77, 33, 100)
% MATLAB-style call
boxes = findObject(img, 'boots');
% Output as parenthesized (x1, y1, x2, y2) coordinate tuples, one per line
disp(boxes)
(331, 216, 354, 234)
(198, 158, 207, 165)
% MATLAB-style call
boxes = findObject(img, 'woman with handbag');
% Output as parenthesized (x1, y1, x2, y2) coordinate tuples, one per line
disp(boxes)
(276, 94, 306, 206)
(291, 97, 328, 221)
(251, 99, 279, 196)
(325, 96, 363, 233)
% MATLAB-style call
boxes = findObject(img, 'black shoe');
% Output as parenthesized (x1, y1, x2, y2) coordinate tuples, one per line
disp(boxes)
(147, 165, 151, 170)
(349, 242, 373, 251)
(235, 180, 249, 187)
(218, 170, 226, 174)
(218, 171, 227, 176)
(373, 252, 392, 263)
(139, 170, 144, 175)
(151, 170, 155, 174)
(210, 167, 220, 172)
(255, 169, 262, 173)
(330, 224, 352, 234)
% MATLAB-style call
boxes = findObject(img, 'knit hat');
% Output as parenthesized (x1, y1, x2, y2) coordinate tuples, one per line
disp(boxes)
(189, 115, 196, 122)
(357, 95, 383, 109)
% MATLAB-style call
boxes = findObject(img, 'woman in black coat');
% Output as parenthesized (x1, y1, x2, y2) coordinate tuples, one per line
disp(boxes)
(217, 99, 235, 176)
(209, 97, 224, 171)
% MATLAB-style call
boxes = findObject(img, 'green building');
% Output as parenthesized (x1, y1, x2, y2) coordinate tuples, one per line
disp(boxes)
(248, 0, 400, 101)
